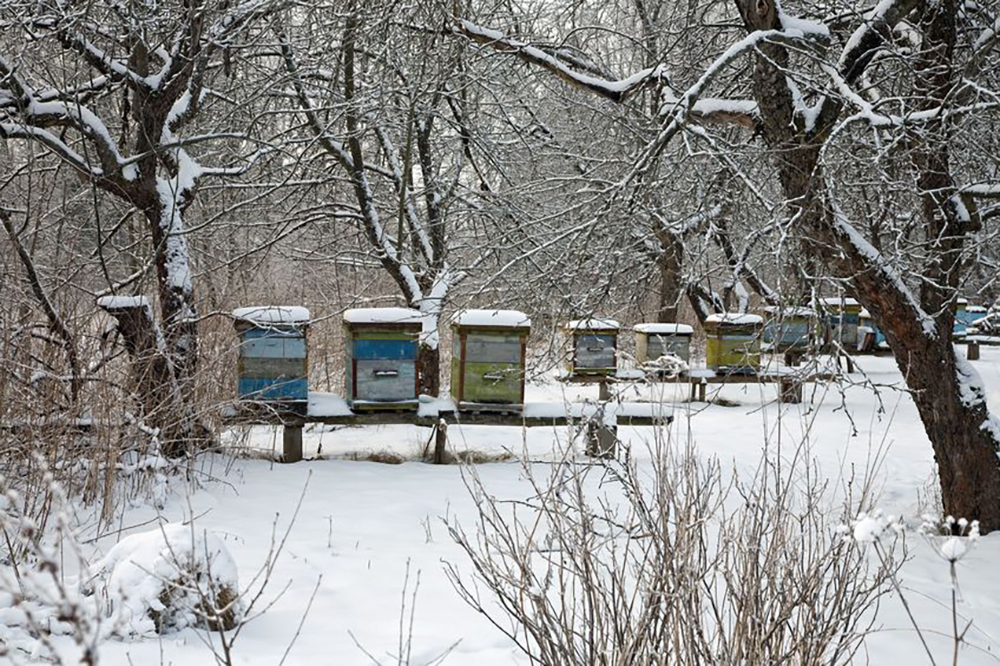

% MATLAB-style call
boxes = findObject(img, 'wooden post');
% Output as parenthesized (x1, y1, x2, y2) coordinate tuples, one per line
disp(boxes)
(434, 419, 448, 464)
(779, 377, 802, 404)
(698, 381, 707, 403)
(585, 420, 617, 458)
(283, 422, 303, 463)
(968, 340, 981, 361)
(586, 379, 616, 458)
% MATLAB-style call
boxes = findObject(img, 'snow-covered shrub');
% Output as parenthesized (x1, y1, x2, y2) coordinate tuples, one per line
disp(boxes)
(94, 524, 242, 636)
(447, 434, 902, 664)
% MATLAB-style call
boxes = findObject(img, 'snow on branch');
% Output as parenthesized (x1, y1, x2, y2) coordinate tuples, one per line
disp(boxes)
(838, 0, 919, 81)
(962, 183, 1000, 199)
(456, 19, 760, 128)
(456, 20, 665, 103)
(1, 55, 135, 181)
(374, 125, 435, 265)
(0, 122, 104, 180)
(825, 179, 937, 338)
(632, 26, 826, 182)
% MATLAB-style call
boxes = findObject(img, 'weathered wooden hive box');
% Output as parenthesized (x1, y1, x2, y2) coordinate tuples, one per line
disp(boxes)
(859, 308, 888, 352)
(233, 306, 310, 403)
(703, 313, 762, 373)
(451, 310, 530, 409)
(959, 304, 988, 333)
(564, 319, 619, 376)
(762, 306, 815, 353)
(954, 298, 971, 337)
(820, 297, 861, 349)
(343, 308, 423, 411)
(634, 323, 693, 365)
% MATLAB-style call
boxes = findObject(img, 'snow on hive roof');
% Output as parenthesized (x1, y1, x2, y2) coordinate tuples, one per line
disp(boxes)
(634, 323, 694, 335)
(452, 309, 531, 328)
(704, 313, 763, 325)
(967, 305, 988, 313)
(233, 306, 311, 324)
(762, 306, 815, 317)
(818, 297, 860, 307)
(342, 307, 422, 325)
(860, 308, 872, 318)
(97, 295, 150, 310)
(566, 318, 620, 331)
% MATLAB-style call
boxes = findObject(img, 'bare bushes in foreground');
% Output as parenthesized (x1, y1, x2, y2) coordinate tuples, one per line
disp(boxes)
(446, 435, 902, 664)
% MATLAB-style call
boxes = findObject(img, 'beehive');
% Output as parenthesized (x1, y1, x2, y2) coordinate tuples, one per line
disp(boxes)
(820, 297, 861, 349)
(959, 304, 989, 333)
(762, 306, 815, 353)
(858, 308, 888, 352)
(564, 319, 619, 376)
(703, 313, 762, 372)
(343, 308, 423, 410)
(451, 310, 530, 408)
(233, 306, 310, 402)
(634, 323, 694, 365)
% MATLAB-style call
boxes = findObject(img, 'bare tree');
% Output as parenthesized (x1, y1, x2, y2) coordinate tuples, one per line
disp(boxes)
(454, 0, 1000, 530)
(1, 0, 285, 450)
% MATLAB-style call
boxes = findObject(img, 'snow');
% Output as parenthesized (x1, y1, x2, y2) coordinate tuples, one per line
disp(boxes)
(704, 313, 763, 325)
(850, 511, 892, 543)
(97, 295, 150, 310)
(233, 306, 311, 324)
(776, 1, 830, 39)
(307, 392, 353, 417)
(417, 395, 456, 417)
(342, 307, 421, 325)
(94, 524, 241, 637)
(566, 318, 620, 331)
(818, 296, 860, 307)
(452, 309, 531, 328)
(938, 536, 968, 562)
(459, 20, 664, 99)
(8, 349, 1000, 665)
(763, 306, 816, 317)
(634, 323, 694, 334)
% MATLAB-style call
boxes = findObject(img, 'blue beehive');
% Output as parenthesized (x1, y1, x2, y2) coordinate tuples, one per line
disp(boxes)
(954, 300, 988, 337)
(957, 304, 988, 334)
(859, 308, 888, 352)
(233, 306, 310, 402)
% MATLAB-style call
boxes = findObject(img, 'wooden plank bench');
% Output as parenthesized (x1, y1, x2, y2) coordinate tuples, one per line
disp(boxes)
(558, 368, 840, 404)
(224, 394, 674, 463)
(965, 335, 1000, 361)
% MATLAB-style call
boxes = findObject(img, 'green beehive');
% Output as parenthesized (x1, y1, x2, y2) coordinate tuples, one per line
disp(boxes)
(564, 318, 619, 377)
(343, 308, 423, 411)
(704, 313, 763, 373)
(451, 310, 530, 409)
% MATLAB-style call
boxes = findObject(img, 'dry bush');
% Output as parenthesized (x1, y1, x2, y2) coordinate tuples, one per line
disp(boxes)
(445, 431, 901, 665)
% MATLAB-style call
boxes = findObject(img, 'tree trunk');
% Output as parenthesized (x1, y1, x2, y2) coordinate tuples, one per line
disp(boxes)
(735, 0, 1000, 529)
(99, 299, 210, 458)
(656, 230, 684, 323)
(417, 343, 440, 397)
(143, 199, 199, 388)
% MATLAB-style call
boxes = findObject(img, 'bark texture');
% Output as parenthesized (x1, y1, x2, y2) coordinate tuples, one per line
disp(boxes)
(735, 0, 1000, 529)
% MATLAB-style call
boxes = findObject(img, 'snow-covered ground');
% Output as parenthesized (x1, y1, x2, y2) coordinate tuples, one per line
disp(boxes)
(18, 348, 1000, 664)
